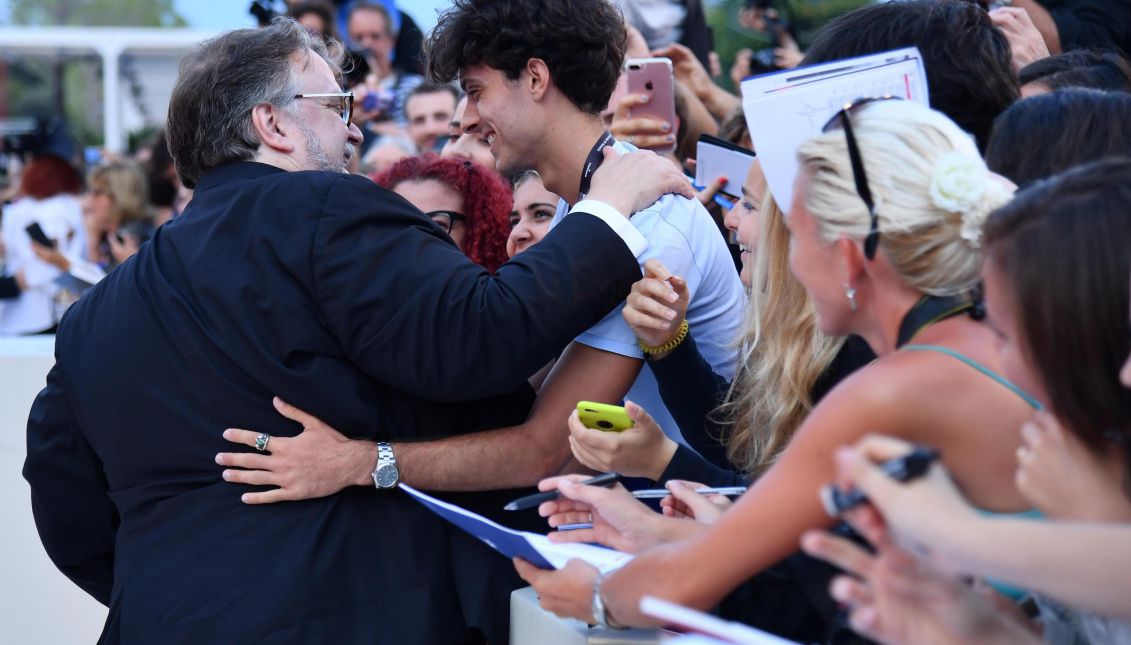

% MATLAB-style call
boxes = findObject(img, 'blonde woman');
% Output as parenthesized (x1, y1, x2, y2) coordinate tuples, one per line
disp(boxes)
(566, 158, 873, 485)
(32, 161, 154, 290)
(517, 100, 1038, 630)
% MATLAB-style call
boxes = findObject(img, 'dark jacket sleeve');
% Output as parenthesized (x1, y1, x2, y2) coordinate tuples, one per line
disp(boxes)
(22, 363, 118, 605)
(660, 443, 750, 487)
(649, 334, 734, 470)
(312, 176, 641, 402)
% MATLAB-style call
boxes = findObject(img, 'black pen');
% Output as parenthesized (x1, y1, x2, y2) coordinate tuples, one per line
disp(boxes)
(820, 446, 939, 517)
(504, 472, 621, 511)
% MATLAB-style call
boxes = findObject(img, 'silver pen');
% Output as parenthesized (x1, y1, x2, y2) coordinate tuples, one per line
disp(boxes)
(631, 486, 747, 499)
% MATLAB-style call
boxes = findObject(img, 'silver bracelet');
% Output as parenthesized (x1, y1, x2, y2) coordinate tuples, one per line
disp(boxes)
(590, 572, 625, 630)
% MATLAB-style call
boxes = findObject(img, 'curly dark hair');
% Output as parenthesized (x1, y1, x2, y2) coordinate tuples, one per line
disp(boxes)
(374, 154, 512, 272)
(803, 0, 1018, 152)
(424, 0, 627, 115)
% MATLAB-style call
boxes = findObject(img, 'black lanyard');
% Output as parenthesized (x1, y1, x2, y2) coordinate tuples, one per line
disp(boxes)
(578, 131, 616, 200)
(896, 294, 977, 348)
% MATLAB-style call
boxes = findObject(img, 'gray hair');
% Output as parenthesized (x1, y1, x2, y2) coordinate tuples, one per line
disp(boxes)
(167, 18, 341, 188)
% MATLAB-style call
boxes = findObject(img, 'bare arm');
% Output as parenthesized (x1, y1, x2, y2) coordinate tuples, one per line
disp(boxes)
(220, 342, 643, 498)
(946, 519, 1131, 620)
(838, 436, 1131, 621)
(598, 367, 900, 626)
(396, 342, 642, 490)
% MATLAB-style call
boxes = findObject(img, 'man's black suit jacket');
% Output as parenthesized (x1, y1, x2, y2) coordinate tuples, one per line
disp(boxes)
(23, 162, 641, 643)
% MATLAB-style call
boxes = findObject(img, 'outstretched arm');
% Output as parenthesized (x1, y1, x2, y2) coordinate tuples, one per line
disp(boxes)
(219, 342, 643, 498)
(831, 435, 1131, 622)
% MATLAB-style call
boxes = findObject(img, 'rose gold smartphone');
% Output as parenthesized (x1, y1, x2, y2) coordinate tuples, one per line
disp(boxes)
(625, 57, 677, 154)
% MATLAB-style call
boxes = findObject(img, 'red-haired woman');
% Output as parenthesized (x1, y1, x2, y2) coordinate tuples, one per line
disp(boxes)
(374, 154, 511, 272)
(0, 154, 83, 334)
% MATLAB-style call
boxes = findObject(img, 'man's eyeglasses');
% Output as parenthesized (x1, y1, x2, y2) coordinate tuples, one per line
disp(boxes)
(821, 96, 902, 260)
(428, 210, 467, 234)
(294, 92, 354, 124)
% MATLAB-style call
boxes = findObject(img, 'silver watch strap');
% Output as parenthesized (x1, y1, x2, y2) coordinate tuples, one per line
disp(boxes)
(377, 442, 395, 467)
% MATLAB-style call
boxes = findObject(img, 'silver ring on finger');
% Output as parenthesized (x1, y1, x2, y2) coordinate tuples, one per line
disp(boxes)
(587, 512, 593, 525)
(255, 432, 271, 452)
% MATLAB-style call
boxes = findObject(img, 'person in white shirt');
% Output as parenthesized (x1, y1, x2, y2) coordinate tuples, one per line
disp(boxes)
(0, 154, 83, 335)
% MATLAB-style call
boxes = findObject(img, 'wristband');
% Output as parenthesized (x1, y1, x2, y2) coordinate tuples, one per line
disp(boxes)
(637, 319, 689, 355)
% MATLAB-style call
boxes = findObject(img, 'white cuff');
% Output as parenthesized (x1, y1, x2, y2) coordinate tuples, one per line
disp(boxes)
(570, 199, 649, 258)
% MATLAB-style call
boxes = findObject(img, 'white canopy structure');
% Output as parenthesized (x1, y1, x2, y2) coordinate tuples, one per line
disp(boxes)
(0, 26, 220, 152)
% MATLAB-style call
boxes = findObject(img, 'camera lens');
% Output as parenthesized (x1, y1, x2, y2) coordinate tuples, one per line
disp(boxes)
(597, 420, 613, 430)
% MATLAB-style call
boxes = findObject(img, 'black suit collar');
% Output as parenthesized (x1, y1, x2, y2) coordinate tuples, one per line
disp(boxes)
(194, 162, 288, 194)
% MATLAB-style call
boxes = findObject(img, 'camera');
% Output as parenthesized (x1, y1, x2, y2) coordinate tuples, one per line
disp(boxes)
(248, 0, 284, 27)
(742, 0, 791, 75)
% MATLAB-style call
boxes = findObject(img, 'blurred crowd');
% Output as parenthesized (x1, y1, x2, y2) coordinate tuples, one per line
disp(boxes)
(9, 0, 1131, 644)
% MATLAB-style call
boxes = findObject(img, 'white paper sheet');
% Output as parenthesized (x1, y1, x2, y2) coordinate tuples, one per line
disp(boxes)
(741, 47, 930, 214)
(640, 596, 802, 644)
(399, 483, 633, 574)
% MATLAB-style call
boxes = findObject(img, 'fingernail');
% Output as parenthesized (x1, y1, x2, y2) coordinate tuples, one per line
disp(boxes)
(241, 494, 250, 503)
(222, 469, 231, 480)
(661, 123, 671, 132)
(666, 134, 675, 142)
(215, 454, 224, 465)
(222, 429, 232, 439)
(665, 309, 676, 320)
(720, 176, 728, 184)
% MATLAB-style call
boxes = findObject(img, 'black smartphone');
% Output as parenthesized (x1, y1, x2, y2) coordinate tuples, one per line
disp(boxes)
(25, 222, 55, 248)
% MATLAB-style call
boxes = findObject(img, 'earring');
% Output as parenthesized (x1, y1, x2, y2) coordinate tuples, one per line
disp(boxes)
(844, 284, 857, 311)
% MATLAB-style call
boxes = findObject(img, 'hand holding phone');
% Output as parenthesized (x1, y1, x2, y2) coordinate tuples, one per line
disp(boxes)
(25, 222, 56, 248)
(576, 401, 635, 432)
(624, 57, 677, 154)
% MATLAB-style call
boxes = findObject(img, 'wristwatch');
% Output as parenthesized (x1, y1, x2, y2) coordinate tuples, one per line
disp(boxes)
(372, 442, 400, 489)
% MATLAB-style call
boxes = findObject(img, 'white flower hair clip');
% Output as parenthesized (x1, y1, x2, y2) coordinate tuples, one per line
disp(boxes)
(929, 152, 987, 214)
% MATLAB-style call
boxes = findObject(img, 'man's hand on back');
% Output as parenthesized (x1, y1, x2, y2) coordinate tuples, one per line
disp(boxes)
(216, 397, 376, 504)
(587, 147, 694, 217)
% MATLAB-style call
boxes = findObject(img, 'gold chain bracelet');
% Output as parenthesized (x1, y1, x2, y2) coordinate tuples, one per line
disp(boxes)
(637, 319, 689, 354)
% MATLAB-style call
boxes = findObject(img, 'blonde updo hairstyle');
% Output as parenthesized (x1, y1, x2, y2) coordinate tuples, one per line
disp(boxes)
(797, 100, 1013, 298)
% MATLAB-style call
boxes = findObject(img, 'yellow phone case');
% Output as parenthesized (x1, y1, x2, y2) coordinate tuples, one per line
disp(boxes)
(576, 401, 635, 432)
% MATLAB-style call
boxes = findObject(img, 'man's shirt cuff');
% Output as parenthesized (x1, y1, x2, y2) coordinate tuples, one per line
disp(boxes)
(570, 199, 649, 258)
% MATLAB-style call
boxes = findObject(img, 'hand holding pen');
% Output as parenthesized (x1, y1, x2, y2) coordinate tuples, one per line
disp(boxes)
(657, 480, 743, 525)
(524, 474, 672, 554)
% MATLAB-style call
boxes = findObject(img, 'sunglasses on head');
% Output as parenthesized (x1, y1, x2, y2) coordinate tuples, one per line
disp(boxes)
(821, 95, 903, 260)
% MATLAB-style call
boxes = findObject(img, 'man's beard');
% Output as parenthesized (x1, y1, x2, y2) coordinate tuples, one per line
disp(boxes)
(299, 123, 354, 173)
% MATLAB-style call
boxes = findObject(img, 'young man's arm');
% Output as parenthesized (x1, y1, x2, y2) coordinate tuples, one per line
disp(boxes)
(395, 342, 642, 490)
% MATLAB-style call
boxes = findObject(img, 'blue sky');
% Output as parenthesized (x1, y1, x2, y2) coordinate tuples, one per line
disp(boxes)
(171, 1, 451, 32)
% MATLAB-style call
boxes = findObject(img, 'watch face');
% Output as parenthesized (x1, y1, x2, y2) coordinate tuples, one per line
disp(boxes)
(375, 464, 399, 488)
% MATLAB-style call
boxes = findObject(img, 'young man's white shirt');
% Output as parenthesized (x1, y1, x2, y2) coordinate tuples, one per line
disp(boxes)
(551, 141, 745, 445)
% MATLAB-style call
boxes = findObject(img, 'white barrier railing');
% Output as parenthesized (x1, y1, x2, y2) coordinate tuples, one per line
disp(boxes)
(0, 336, 108, 641)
